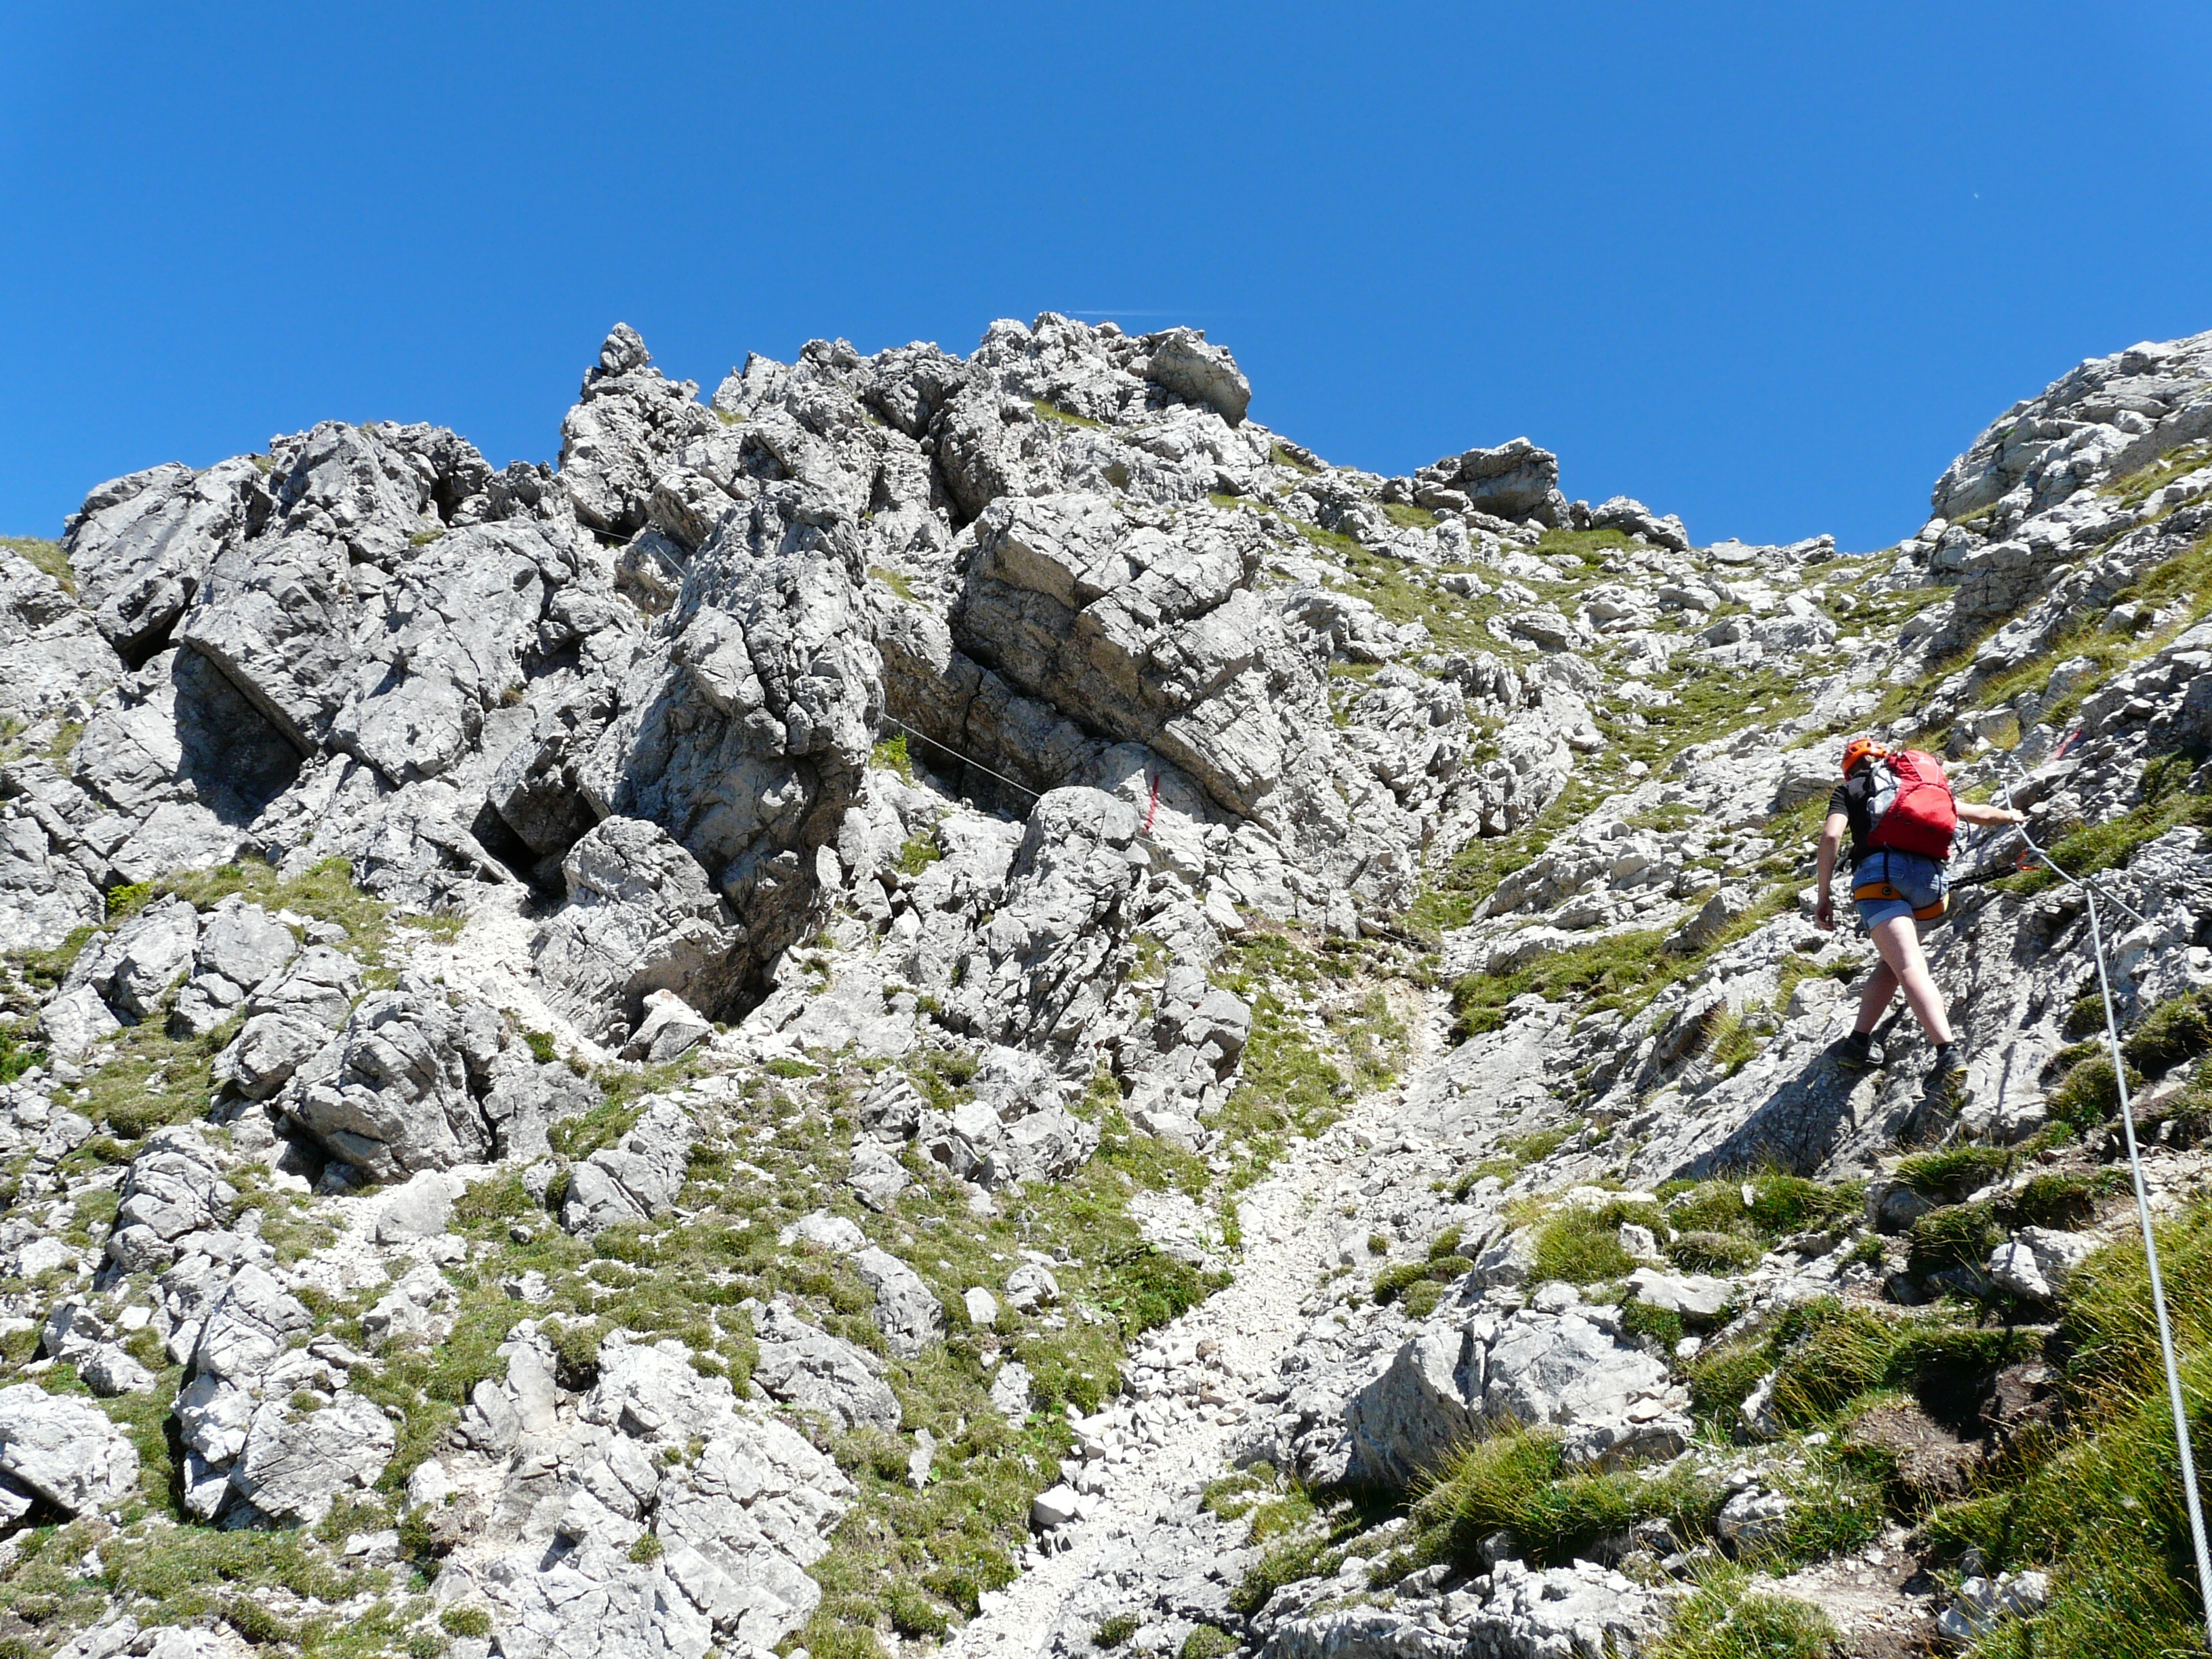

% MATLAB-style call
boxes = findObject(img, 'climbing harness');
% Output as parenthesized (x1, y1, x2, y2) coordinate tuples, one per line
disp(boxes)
(1999, 756, 2212, 1651)
(1847, 878, 1948, 922)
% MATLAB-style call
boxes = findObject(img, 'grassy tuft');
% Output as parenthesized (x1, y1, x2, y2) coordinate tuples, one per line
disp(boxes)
(0, 536, 72, 592)
(1410, 1426, 1719, 1572)
(1647, 1570, 1836, 1659)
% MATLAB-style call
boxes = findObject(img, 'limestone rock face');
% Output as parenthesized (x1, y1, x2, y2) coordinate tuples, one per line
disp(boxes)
(956, 495, 1280, 816)
(560, 1099, 695, 1237)
(560, 325, 719, 538)
(231, 1389, 394, 1524)
(748, 1303, 902, 1435)
(63, 457, 266, 660)
(107, 1128, 237, 1273)
(571, 478, 882, 998)
(1414, 436, 1565, 524)
(0, 545, 120, 731)
(1141, 327, 1252, 425)
(65, 894, 199, 1023)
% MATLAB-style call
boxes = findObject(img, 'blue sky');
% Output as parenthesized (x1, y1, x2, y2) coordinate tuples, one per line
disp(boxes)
(3, 2, 2209, 550)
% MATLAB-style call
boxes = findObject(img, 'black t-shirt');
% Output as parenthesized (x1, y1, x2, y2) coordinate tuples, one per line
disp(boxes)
(1828, 775, 1877, 867)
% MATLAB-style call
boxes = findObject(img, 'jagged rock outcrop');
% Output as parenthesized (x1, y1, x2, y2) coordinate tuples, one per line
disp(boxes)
(1934, 333, 2212, 522)
(275, 977, 505, 1181)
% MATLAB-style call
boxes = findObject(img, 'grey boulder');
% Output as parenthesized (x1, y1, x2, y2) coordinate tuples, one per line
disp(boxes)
(852, 1246, 945, 1357)
(561, 1098, 694, 1236)
(748, 1304, 901, 1435)
(230, 1390, 394, 1524)
(0, 1381, 141, 1515)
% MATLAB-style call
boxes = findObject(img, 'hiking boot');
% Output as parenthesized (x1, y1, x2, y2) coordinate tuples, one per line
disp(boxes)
(1930, 1045, 1970, 1106)
(1836, 1030, 1885, 1071)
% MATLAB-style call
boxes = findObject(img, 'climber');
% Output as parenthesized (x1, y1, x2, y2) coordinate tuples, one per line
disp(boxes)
(1812, 737, 2026, 1086)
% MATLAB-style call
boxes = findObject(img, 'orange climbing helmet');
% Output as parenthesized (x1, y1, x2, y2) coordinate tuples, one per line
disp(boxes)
(1840, 737, 1885, 777)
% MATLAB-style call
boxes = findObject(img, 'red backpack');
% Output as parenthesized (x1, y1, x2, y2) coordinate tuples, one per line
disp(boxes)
(1864, 748, 1959, 860)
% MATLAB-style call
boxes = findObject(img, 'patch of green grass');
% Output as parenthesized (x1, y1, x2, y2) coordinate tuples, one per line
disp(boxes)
(1409, 1427, 1719, 1571)
(2002, 788, 2212, 898)
(1599, 665, 1811, 775)
(867, 567, 918, 604)
(1660, 1173, 1863, 1241)
(2125, 989, 2212, 1076)
(1179, 1627, 1234, 1659)
(1279, 513, 1516, 655)
(547, 1094, 639, 1160)
(0, 536, 71, 592)
(1208, 988, 1348, 1193)
(1031, 398, 1105, 430)
(1534, 526, 1645, 564)
(99, 1522, 370, 1626)
(1647, 1570, 1835, 1659)
(1380, 501, 1438, 531)
(895, 829, 942, 876)
(69, 1012, 240, 1143)
(870, 730, 915, 778)
(885, 1580, 949, 1638)
(1269, 442, 1319, 474)
(2102, 441, 2212, 508)
(103, 881, 153, 922)
(1920, 1196, 2212, 1658)
(0, 1021, 45, 1084)
(438, 1607, 491, 1639)
(1893, 1146, 2011, 1202)
(1450, 930, 1669, 1040)
(1450, 884, 1800, 1044)
(1530, 1204, 1643, 1286)
(1904, 1200, 2002, 1277)
(155, 856, 394, 967)
(15, 924, 97, 990)
(1704, 1008, 1759, 1076)
(1668, 1230, 1765, 1273)
(1092, 1612, 1141, 1648)
(1687, 1297, 2032, 1441)
(2047, 1053, 2143, 1133)
(1371, 1253, 1473, 1307)
(1622, 1298, 1685, 1349)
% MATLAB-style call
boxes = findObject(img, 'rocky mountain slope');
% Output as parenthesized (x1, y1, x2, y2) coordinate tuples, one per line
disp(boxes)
(1, 316, 2211, 1659)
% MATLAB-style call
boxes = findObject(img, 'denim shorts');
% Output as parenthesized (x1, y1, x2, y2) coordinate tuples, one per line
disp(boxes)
(1851, 849, 1948, 928)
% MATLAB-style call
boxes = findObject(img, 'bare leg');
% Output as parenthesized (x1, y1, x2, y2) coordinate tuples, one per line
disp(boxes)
(1868, 915, 1954, 1046)
(1854, 960, 1900, 1033)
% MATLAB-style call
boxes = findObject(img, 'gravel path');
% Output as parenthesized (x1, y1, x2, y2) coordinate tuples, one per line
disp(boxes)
(945, 989, 1454, 1658)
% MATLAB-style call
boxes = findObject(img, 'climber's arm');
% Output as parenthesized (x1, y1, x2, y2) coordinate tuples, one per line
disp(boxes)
(1814, 811, 1847, 931)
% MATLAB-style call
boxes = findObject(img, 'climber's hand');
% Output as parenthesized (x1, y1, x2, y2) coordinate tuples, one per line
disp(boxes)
(1814, 894, 1835, 932)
